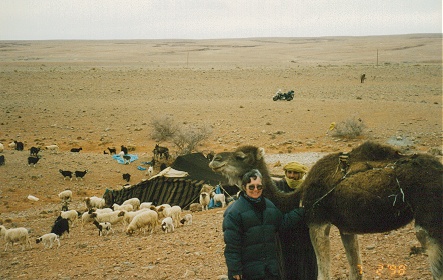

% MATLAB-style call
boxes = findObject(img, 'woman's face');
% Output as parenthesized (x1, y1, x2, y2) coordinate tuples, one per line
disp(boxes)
(245, 177, 263, 199)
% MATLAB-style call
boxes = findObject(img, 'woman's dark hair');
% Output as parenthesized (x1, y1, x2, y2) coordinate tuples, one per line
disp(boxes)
(241, 169, 263, 186)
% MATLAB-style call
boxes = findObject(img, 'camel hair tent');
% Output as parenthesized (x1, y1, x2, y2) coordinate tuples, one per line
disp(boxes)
(103, 153, 238, 209)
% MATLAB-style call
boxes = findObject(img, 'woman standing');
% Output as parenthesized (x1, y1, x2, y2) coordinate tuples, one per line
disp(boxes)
(223, 169, 305, 280)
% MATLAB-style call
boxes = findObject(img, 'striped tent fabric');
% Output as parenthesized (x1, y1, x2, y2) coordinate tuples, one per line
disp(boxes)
(104, 176, 206, 209)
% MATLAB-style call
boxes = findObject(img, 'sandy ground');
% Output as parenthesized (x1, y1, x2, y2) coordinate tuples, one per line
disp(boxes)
(0, 34, 441, 279)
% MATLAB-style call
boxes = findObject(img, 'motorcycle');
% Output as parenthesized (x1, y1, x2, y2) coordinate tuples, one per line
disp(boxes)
(272, 89, 294, 101)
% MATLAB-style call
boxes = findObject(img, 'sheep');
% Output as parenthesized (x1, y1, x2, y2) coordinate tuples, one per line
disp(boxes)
(92, 220, 113, 236)
(58, 190, 73, 202)
(70, 147, 82, 152)
(180, 213, 193, 225)
(139, 202, 153, 209)
(60, 210, 79, 227)
(122, 197, 140, 211)
(14, 140, 24, 151)
(0, 155, 4, 166)
(85, 196, 106, 210)
(90, 211, 125, 228)
(28, 156, 40, 167)
(74, 170, 88, 180)
(81, 209, 95, 230)
(122, 173, 131, 182)
(93, 208, 113, 214)
(0, 225, 32, 251)
(147, 165, 154, 178)
(199, 192, 210, 211)
(107, 147, 116, 154)
(8, 142, 16, 149)
(59, 169, 73, 180)
(126, 210, 158, 235)
(211, 192, 226, 208)
(51, 216, 70, 238)
(112, 203, 134, 212)
(0, 142, 3, 153)
(36, 233, 60, 249)
(45, 144, 59, 153)
(29, 146, 41, 156)
(161, 217, 174, 233)
(160, 205, 182, 228)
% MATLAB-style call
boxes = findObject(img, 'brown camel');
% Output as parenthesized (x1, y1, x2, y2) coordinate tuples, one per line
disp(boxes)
(209, 141, 443, 280)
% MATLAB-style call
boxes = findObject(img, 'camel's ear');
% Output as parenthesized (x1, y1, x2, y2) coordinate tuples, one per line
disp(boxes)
(257, 147, 265, 160)
(236, 151, 246, 159)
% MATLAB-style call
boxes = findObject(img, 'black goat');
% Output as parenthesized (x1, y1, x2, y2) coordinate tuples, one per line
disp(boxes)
(75, 170, 88, 180)
(70, 147, 82, 152)
(107, 147, 116, 154)
(14, 140, 24, 151)
(51, 216, 70, 238)
(28, 156, 40, 166)
(122, 173, 131, 182)
(0, 155, 5, 166)
(29, 146, 41, 156)
(59, 169, 73, 180)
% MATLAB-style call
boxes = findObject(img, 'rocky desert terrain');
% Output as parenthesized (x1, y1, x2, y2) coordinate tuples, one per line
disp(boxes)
(0, 34, 441, 279)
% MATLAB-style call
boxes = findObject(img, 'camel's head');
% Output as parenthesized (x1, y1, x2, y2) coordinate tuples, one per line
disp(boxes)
(209, 145, 266, 186)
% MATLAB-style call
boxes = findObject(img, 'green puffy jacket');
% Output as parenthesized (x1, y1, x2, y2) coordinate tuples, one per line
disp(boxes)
(223, 192, 305, 279)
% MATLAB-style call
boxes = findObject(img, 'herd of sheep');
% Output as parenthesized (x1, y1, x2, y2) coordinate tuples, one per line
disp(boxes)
(0, 190, 200, 252)
(0, 141, 228, 253)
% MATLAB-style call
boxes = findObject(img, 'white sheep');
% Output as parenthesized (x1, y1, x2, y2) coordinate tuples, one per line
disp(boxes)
(81, 210, 95, 230)
(58, 190, 72, 202)
(8, 142, 16, 149)
(93, 220, 114, 236)
(161, 205, 182, 228)
(85, 196, 106, 210)
(122, 197, 140, 210)
(93, 208, 113, 214)
(199, 192, 210, 211)
(0, 142, 4, 153)
(139, 202, 153, 209)
(147, 166, 154, 178)
(180, 213, 193, 225)
(0, 225, 32, 251)
(161, 217, 174, 233)
(45, 144, 59, 153)
(112, 203, 134, 212)
(91, 211, 125, 231)
(126, 210, 158, 235)
(211, 192, 226, 208)
(60, 210, 79, 227)
(36, 233, 60, 249)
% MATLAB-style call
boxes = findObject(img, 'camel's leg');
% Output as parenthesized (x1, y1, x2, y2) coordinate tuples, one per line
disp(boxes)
(310, 223, 331, 280)
(340, 232, 363, 280)
(416, 226, 443, 280)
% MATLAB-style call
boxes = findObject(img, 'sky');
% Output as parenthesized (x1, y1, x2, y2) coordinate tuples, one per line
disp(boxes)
(0, 0, 441, 40)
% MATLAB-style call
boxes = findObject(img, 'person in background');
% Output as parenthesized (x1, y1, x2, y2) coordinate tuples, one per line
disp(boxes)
(223, 169, 305, 280)
(275, 161, 318, 280)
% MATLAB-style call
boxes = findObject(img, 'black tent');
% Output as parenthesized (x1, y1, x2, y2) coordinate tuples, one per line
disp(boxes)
(103, 153, 236, 209)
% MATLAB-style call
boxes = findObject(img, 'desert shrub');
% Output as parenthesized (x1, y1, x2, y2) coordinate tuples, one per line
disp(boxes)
(150, 115, 179, 142)
(332, 117, 366, 138)
(150, 116, 212, 155)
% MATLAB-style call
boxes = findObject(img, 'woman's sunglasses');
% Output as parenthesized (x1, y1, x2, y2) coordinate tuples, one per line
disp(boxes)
(247, 184, 263, 190)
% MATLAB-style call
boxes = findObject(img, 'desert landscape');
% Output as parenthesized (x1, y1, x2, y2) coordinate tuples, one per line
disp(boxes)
(0, 34, 441, 279)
